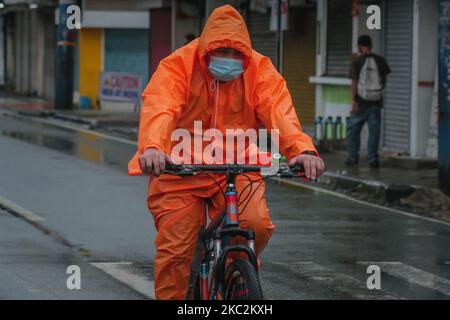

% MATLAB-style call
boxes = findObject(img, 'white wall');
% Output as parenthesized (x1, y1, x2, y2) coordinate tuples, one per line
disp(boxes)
(410, 0, 438, 158)
(84, 0, 163, 10)
(82, 11, 150, 28)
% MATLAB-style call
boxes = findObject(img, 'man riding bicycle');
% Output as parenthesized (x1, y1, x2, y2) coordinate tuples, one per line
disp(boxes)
(128, 5, 325, 300)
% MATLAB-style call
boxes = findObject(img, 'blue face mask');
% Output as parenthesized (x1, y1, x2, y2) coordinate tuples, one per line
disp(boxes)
(208, 56, 244, 81)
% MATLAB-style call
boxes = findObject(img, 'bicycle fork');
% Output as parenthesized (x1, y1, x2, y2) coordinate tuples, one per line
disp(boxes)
(200, 179, 257, 300)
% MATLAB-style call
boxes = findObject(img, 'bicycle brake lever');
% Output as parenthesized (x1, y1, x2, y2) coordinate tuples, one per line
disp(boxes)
(289, 163, 305, 172)
(178, 169, 195, 176)
(278, 171, 295, 178)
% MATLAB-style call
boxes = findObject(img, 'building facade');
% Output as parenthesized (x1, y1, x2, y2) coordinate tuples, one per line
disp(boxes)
(312, 0, 438, 158)
(1, 2, 56, 101)
(0, 0, 441, 160)
(1, 0, 165, 111)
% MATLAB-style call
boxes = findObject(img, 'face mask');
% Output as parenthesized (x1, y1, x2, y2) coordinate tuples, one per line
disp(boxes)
(208, 56, 244, 81)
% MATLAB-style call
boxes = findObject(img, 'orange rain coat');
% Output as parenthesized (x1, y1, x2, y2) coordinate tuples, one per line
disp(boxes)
(128, 5, 317, 300)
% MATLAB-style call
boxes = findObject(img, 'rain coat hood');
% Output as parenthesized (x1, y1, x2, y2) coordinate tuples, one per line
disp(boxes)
(198, 5, 252, 70)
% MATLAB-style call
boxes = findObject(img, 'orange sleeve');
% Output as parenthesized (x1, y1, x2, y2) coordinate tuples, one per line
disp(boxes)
(138, 54, 188, 154)
(254, 57, 318, 160)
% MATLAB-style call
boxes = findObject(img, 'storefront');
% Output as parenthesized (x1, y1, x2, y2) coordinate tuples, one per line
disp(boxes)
(311, 0, 438, 158)
(77, 10, 150, 110)
(283, 3, 316, 127)
(382, 0, 413, 153)
(4, 7, 54, 100)
(104, 28, 149, 91)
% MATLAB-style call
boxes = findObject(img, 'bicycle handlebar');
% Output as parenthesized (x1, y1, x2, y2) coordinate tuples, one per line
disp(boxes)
(163, 163, 306, 178)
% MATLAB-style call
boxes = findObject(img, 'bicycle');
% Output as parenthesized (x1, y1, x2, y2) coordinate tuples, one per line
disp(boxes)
(163, 162, 307, 300)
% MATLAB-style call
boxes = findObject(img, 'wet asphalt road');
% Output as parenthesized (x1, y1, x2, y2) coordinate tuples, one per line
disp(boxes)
(1, 113, 450, 300)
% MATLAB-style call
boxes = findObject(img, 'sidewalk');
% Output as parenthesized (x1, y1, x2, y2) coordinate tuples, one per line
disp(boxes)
(317, 150, 450, 222)
(1, 90, 449, 222)
(0, 90, 52, 111)
(0, 90, 139, 138)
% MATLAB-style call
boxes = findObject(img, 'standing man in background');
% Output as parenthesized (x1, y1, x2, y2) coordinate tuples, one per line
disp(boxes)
(346, 35, 391, 169)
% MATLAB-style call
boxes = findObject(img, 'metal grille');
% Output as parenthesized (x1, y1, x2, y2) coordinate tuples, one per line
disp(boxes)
(326, 0, 352, 76)
(104, 28, 149, 90)
(382, 0, 413, 153)
(248, 10, 278, 66)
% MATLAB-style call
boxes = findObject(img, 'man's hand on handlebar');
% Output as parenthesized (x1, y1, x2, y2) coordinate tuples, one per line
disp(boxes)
(138, 148, 324, 180)
(288, 153, 325, 180)
(139, 148, 172, 177)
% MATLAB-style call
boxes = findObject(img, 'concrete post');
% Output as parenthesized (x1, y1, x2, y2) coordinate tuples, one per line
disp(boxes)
(438, 0, 450, 195)
(54, 0, 78, 110)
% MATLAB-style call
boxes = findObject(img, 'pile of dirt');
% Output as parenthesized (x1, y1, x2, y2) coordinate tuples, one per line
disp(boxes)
(330, 182, 450, 223)
(400, 188, 450, 222)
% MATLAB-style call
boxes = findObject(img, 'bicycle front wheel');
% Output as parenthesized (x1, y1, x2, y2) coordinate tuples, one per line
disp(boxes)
(224, 258, 263, 300)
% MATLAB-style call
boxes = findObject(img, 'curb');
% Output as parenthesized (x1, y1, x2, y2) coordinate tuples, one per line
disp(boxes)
(0, 195, 91, 257)
(272, 171, 450, 224)
(320, 171, 417, 203)
(5, 109, 139, 129)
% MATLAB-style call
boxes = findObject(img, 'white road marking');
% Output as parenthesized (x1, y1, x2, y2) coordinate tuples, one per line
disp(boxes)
(273, 261, 401, 300)
(0, 195, 45, 222)
(358, 262, 450, 297)
(90, 262, 155, 300)
(272, 177, 450, 228)
(405, 231, 437, 236)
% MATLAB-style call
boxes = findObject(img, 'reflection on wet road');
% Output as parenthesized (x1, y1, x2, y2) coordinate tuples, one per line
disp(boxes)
(0, 114, 136, 172)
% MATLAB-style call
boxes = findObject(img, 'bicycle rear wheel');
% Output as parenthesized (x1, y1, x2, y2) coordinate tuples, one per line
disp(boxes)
(224, 258, 263, 300)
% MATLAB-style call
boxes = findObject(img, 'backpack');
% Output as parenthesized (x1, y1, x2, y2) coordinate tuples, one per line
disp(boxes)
(357, 56, 383, 101)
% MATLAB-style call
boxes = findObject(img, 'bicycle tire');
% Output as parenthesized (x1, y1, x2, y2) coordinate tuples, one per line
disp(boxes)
(223, 258, 263, 300)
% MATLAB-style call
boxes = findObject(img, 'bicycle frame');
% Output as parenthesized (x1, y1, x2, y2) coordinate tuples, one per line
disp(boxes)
(196, 171, 258, 300)
(165, 163, 306, 300)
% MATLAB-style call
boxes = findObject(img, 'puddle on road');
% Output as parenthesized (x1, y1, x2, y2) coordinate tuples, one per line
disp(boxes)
(3, 130, 75, 152)
(0, 116, 137, 172)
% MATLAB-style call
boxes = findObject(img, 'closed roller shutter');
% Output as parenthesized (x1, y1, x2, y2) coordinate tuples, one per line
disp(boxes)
(326, 0, 352, 76)
(104, 29, 149, 90)
(23, 11, 31, 94)
(16, 11, 32, 94)
(248, 10, 278, 66)
(382, 0, 413, 153)
(0, 17, 3, 85)
(43, 9, 55, 101)
(283, 7, 316, 125)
